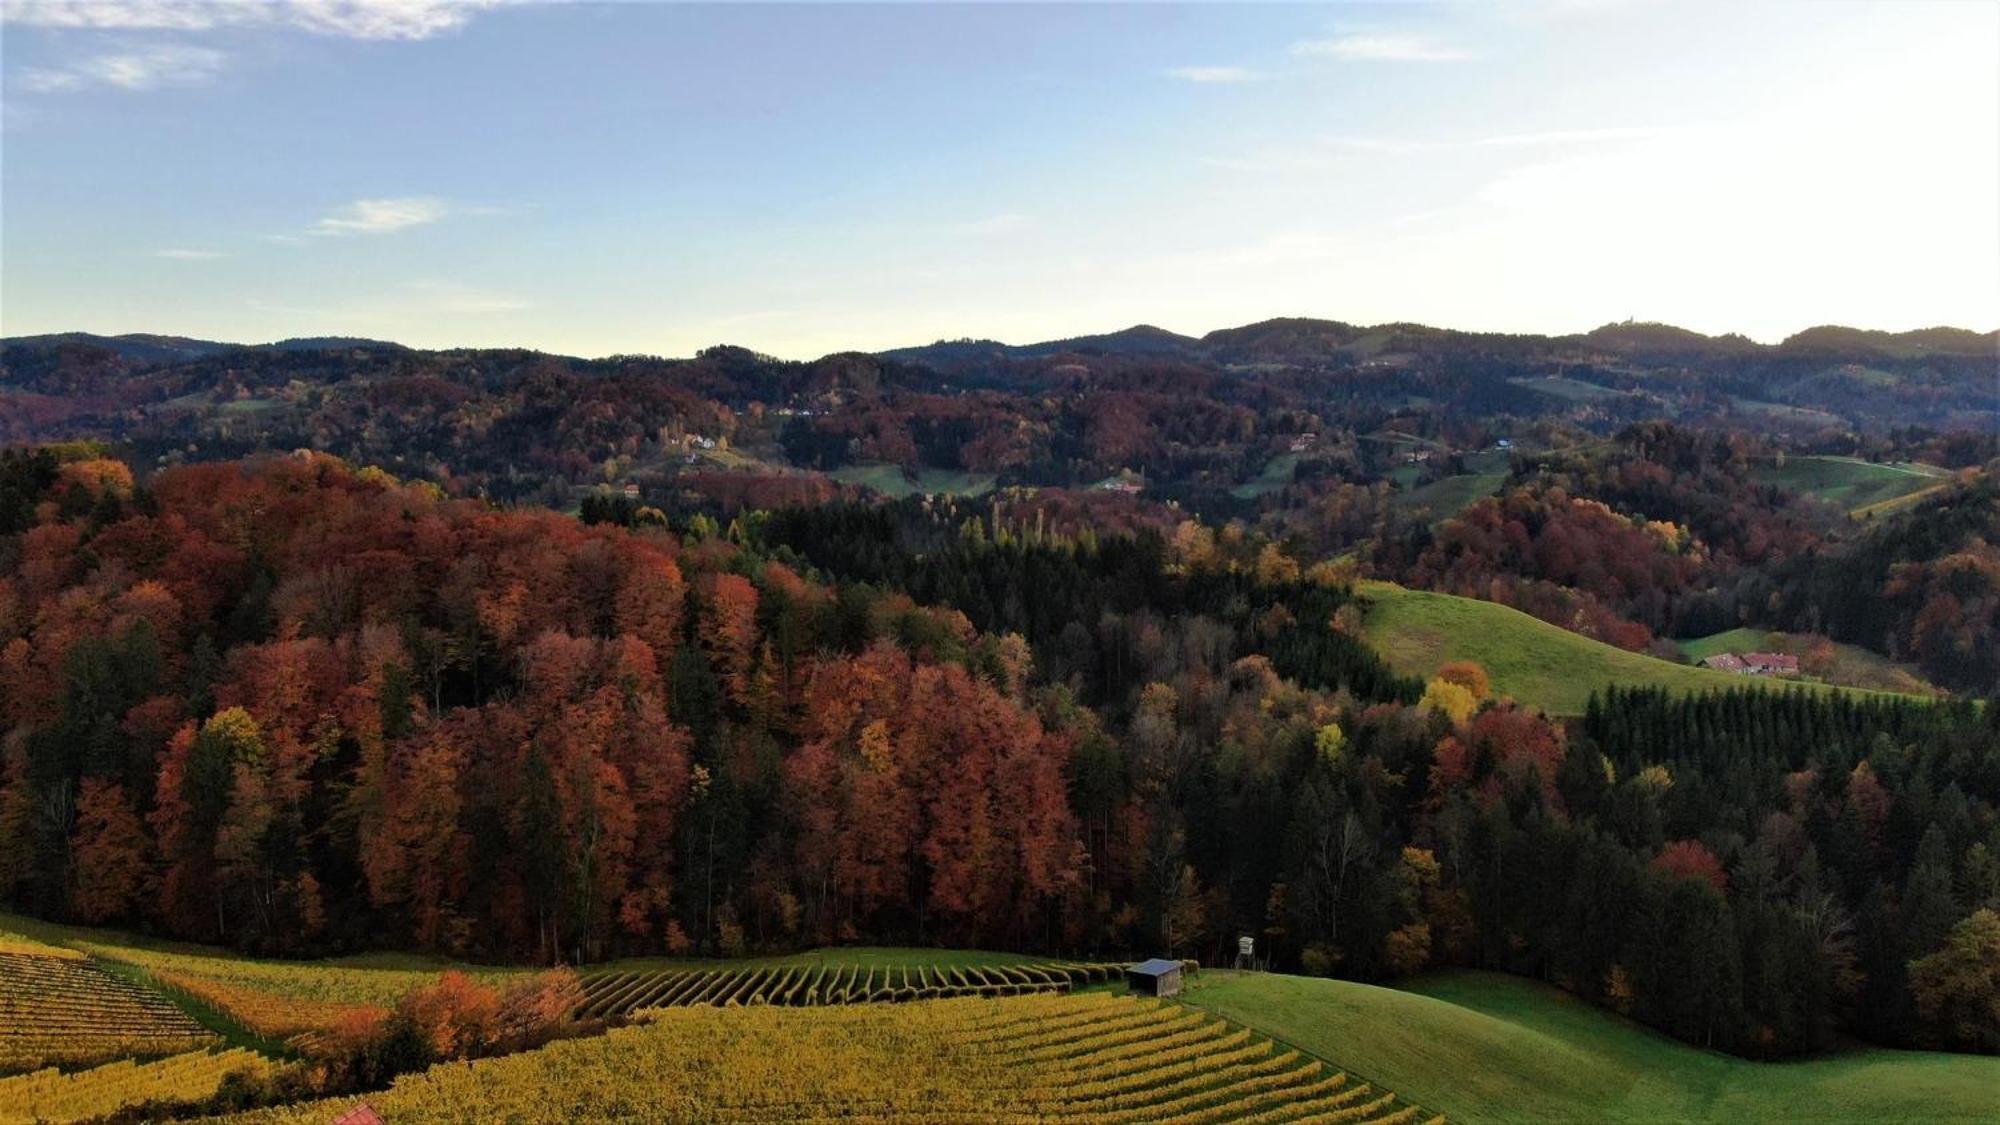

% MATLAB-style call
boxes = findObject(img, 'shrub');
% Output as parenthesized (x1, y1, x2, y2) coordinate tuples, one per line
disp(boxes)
(400, 971, 501, 1059)
(496, 968, 585, 1050)
(1384, 923, 1432, 975)
(1300, 944, 1342, 977)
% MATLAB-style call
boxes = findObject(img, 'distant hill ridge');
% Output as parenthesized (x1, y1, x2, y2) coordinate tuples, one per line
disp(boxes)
(7, 318, 1991, 367)
(887, 317, 1997, 367)
(0, 332, 406, 363)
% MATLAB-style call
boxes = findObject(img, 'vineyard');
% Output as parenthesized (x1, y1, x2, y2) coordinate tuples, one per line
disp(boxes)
(0, 1048, 275, 1124)
(0, 950, 215, 1072)
(230, 992, 1439, 1124)
(577, 959, 1122, 1017)
(1, 912, 524, 1042)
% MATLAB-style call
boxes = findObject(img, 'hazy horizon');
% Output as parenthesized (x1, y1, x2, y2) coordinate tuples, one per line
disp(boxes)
(3, 0, 1996, 359)
(8, 311, 1998, 365)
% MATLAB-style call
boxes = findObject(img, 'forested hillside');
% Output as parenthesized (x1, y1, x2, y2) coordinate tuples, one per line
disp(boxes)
(1, 447, 1995, 1061)
(8, 323, 1990, 700)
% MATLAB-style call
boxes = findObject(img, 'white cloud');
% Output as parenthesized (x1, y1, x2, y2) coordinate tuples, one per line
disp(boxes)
(1, 0, 501, 40)
(20, 43, 225, 92)
(311, 196, 451, 235)
(1292, 34, 1474, 63)
(155, 247, 225, 259)
(284, 0, 499, 41)
(0, 0, 225, 31)
(1166, 66, 1267, 85)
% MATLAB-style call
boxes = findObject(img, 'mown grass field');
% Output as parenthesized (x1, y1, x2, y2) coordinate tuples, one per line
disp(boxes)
(1676, 627, 1942, 697)
(827, 463, 997, 498)
(1231, 452, 1300, 499)
(1185, 969, 2000, 1125)
(1728, 398, 1846, 428)
(1390, 451, 1512, 523)
(1508, 375, 1629, 403)
(1356, 582, 1906, 715)
(1753, 455, 1949, 515)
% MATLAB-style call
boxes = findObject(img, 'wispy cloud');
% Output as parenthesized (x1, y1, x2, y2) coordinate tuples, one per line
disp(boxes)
(1292, 34, 1474, 63)
(1477, 126, 1672, 147)
(944, 212, 1035, 238)
(1166, 65, 1267, 85)
(2, 0, 502, 41)
(1200, 135, 1435, 173)
(155, 247, 225, 260)
(402, 280, 531, 313)
(20, 43, 225, 92)
(1204, 125, 1675, 173)
(246, 279, 532, 323)
(311, 196, 451, 235)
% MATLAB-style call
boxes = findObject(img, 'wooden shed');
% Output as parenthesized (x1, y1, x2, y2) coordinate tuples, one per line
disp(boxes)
(1125, 957, 1183, 998)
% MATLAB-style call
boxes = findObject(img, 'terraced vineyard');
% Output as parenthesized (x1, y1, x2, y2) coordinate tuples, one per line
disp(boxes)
(0, 950, 215, 1072)
(2, 912, 520, 1041)
(235, 992, 1438, 1123)
(0, 1047, 275, 1124)
(578, 960, 1121, 1018)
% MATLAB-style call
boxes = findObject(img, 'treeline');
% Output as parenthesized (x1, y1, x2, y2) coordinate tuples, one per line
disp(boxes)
(1, 450, 1996, 1059)
(753, 499, 1421, 708)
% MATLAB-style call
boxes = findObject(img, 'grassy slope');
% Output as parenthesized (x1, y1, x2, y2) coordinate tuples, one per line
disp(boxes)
(1231, 452, 1300, 499)
(1754, 456, 1948, 514)
(1185, 969, 2000, 1125)
(827, 463, 996, 499)
(1358, 582, 1901, 715)
(1394, 471, 1508, 522)
(1510, 375, 1628, 403)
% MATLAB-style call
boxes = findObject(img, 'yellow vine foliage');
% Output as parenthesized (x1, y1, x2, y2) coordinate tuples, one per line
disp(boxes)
(0, 1048, 275, 1124)
(222, 993, 1436, 1124)
(0, 951, 213, 1071)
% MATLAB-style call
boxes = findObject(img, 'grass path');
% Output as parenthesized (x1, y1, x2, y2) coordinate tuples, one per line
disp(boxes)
(1185, 969, 2000, 1124)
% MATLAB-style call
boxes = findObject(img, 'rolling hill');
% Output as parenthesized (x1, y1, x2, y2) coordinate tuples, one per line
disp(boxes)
(1185, 969, 2000, 1124)
(1356, 582, 1910, 714)
(1753, 455, 1952, 515)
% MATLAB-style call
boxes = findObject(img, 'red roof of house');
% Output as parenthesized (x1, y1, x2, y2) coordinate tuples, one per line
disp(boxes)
(334, 1105, 384, 1125)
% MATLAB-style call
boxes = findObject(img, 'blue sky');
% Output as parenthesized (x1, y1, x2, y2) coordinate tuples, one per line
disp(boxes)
(2, 1, 1995, 357)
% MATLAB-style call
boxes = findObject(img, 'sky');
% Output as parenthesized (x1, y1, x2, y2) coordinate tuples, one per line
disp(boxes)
(1, 0, 1995, 359)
